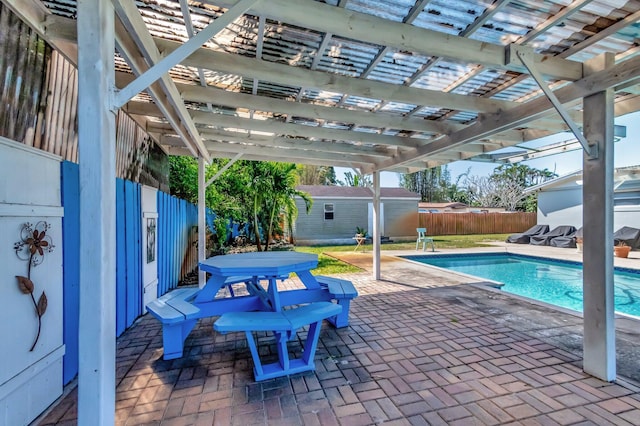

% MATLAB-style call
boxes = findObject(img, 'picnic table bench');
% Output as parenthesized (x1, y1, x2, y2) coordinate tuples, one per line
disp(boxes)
(214, 302, 342, 381)
(146, 275, 260, 359)
(146, 252, 359, 371)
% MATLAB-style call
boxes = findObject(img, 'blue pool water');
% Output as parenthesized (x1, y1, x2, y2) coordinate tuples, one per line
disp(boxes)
(403, 253, 640, 318)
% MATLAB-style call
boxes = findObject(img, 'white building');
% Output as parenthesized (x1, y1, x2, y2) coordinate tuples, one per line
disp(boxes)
(524, 166, 640, 230)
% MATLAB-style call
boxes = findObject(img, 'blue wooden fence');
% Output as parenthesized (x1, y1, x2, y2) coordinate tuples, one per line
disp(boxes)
(115, 179, 143, 336)
(61, 161, 80, 385)
(61, 162, 201, 384)
(156, 191, 199, 296)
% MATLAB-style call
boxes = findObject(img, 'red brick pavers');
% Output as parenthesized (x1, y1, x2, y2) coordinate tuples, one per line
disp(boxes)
(39, 270, 640, 425)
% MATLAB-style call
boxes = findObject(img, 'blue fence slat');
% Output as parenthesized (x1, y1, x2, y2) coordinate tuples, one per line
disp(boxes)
(61, 161, 80, 385)
(135, 183, 143, 318)
(124, 180, 143, 329)
(115, 178, 127, 336)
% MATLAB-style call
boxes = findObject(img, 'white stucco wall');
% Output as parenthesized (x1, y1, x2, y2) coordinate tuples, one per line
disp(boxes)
(537, 185, 640, 230)
(536, 186, 583, 229)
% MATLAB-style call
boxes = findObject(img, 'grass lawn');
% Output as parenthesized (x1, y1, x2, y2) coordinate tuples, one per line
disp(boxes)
(295, 233, 510, 275)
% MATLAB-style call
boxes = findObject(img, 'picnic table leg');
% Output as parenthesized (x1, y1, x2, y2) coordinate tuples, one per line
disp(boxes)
(302, 321, 321, 365)
(245, 331, 264, 377)
(275, 332, 290, 371)
(162, 319, 197, 360)
(267, 277, 282, 311)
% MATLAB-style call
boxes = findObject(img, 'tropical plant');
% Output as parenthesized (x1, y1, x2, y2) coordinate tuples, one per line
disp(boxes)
(341, 171, 372, 187)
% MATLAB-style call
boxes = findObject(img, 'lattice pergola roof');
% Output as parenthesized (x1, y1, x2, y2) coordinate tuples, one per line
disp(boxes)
(21, 0, 640, 172)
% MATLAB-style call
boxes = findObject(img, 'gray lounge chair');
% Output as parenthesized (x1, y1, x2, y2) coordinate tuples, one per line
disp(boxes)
(613, 226, 640, 250)
(550, 227, 583, 248)
(530, 225, 576, 246)
(506, 224, 549, 244)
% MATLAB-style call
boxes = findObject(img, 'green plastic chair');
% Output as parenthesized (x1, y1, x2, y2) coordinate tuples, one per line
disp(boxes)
(416, 227, 435, 252)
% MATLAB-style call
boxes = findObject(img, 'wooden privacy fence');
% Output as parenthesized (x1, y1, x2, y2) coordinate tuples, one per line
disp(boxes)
(419, 212, 537, 235)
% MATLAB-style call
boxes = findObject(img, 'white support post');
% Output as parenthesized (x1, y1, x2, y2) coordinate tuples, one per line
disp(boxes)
(198, 157, 207, 288)
(582, 52, 616, 381)
(77, 0, 116, 424)
(372, 171, 381, 280)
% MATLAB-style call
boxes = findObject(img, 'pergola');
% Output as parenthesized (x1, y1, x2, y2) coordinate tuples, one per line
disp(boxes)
(4, 0, 640, 423)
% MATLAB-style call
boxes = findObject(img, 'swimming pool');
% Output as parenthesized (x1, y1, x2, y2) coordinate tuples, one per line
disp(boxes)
(403, 253, 640, 318)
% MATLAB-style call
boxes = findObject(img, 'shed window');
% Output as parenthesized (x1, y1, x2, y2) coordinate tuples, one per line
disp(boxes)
(324, 203, 334, 220)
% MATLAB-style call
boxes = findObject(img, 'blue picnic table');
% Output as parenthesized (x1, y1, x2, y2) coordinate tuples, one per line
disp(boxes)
(146, 251, 357, 380)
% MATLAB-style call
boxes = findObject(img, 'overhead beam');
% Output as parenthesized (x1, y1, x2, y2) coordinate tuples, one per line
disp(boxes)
(154, 39, 515, 114)
(202, 0, 582, 81)
(189, 112, 427, 148)
(199, 140, 380, 165)
(160, 130, 397, 157)
(134, 85, 463, 134)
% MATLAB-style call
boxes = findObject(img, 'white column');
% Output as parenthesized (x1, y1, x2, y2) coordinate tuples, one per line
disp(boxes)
(582, 52, 616, 381)
(77, 0, 116, 423)
(198, 157, 206, 287)
(372, 171, 381, 280)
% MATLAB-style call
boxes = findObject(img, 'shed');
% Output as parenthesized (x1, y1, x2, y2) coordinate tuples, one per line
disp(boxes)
(524, 166, 640, 230)
(294, 186, 420, 244)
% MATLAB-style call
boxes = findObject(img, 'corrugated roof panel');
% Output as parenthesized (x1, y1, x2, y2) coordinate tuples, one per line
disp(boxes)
(412, 106, 447, 118)
(260, 24, 324, 68)
(411, 0, 483, 35)
(379, 102, 418, 114)
(366, 51, 429, 85)
(322, 122, 352, 130)
(316, 38, 382, 77)
(252, 81, 301, 99)
(451, 69, 506, 96)
(411, 61, 476, 92)
(301, 90, 344, 106)
(341, 95, 383, 110)
(447, 111, 478, 123)
(344, 0, 416, 22)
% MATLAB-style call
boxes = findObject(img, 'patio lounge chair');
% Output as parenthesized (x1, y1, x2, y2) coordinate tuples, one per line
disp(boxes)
(506, 224, 549, 244)
(550, 227, 583, 248)
(530, 225, 576, 246)
(613, 226, 640, 250)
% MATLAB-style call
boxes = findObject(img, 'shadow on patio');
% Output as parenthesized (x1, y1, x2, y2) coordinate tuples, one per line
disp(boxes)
(40, 257, 640, 425)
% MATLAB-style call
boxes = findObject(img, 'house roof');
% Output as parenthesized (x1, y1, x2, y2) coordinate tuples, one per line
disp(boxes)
(297, 185, 420, 199)
(419, 202, 468, 209)
(19, 0, 640, 173)
(523, 165, 640, 194)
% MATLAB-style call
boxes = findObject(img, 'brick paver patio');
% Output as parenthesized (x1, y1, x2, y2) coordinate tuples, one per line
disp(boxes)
(39, 252, 640, 425)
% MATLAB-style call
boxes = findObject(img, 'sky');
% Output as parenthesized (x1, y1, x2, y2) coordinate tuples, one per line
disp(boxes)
(336, 110, 640, 187)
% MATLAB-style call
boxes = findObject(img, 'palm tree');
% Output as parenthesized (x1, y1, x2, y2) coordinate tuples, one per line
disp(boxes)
(249, 162, 312, 251)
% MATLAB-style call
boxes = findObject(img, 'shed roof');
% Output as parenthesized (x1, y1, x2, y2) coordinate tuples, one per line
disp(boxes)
(18, 0, 640, 173)
(419, 202, 469, 209)
(297, 185, 420, 199)
(523, 165, 640, 193)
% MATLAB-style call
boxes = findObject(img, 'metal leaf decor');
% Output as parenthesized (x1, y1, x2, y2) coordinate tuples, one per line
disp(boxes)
(16, 275, 34, 294)
(37, 292, 48, 316)
(14, 221, 55, 351)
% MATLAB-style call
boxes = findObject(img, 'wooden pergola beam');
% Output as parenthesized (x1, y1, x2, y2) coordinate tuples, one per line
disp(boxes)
(202, 0, 583, 81)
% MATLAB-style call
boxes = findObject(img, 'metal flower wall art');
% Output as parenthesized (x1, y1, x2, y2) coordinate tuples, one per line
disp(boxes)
(14, 221, 55, 351)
